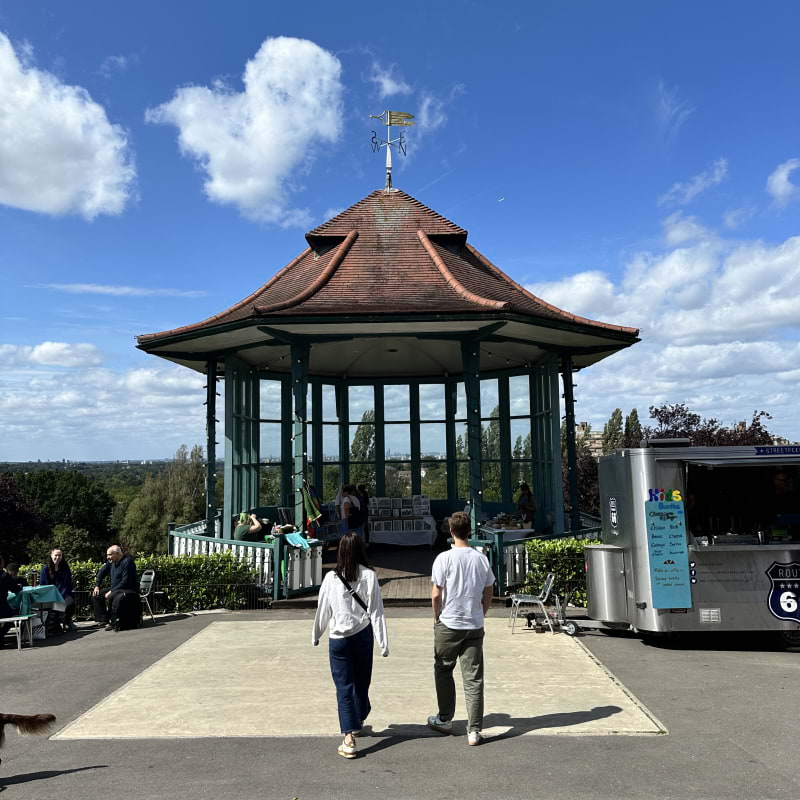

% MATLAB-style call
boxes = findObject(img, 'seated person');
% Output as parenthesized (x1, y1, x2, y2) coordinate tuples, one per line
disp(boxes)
(3, 563, 28, 592)
(92, 545, 140, 631)
(0, 557, 24, 648)
(516, 483, 537, 525)
(39, 548, 77, 632)
(233, 511, 264, 542)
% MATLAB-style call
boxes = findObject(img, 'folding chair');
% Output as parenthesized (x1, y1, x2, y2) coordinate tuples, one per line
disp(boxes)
(139, 569, 156, 624)
(277, 507, 293, 525)
(508, 572, 556, 634)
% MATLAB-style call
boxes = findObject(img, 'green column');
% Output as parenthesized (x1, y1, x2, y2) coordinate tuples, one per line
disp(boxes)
(205, 359, 218, 537)
(460, 340, 483, 535)
(311, 381, 323, 493)
(445, 380, 458, 501)
(223, 357, 239, 539)
(410, 383, 421, 495)
(338, 383, 349, 485)
(374, 385, 385, 496)
(561, 354, 581, 532)
(498, 375, 512, 504)
(280, 377, 292, 507)
(291, 342, 310, 529)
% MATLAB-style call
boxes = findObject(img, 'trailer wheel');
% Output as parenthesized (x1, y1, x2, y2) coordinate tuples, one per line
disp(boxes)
(562, 620, 581, 637)
(777, 629, 800, 650)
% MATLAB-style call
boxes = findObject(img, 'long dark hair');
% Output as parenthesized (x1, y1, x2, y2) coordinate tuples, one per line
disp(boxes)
(336, 532, 371, 583)
(46, 549, 70, 579)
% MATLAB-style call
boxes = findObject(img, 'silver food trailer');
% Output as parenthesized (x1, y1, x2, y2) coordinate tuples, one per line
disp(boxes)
(584, 443, 800, 647)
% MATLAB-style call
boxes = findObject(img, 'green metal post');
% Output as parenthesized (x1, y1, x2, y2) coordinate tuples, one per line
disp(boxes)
(374, 385, 385, 496)
(291, 342, 310, 530)
(445, 380, 458, 501)
(461, 340, 483, 535)
(498, 376, 512, 504)
(410, 383, 421, 495)
(561, 354, 581, 532)
(495, 530, 506, 596)
(223, 357, 237, 539)
(547, 355, 566, 535)
(280, 377, 292, 507)
(311, 381, 323, 493)
(338, 383, 349, 485)
(205, 359, 218, 537)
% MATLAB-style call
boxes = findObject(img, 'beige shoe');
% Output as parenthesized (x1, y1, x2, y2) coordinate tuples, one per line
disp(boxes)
(338, 739, 357, 759)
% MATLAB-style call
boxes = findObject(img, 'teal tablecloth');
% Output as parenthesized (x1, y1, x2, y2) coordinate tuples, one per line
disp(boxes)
(7, 585, 66, 616)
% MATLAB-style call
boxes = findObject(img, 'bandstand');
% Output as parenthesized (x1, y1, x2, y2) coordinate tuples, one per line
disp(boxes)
(137, 188, 639, 541)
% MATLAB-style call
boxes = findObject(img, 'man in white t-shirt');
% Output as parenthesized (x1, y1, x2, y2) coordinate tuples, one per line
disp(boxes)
(427, 511, 495, 746)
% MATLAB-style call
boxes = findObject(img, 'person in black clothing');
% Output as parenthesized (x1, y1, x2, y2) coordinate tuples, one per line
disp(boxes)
(356, 485, 371, 546)
(39, 548, 77, 632)
(0, 557, 24, 649)
(92, 545, 139, 631)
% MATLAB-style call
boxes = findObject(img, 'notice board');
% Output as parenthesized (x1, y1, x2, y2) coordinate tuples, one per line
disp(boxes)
(645, 499, 692, 609)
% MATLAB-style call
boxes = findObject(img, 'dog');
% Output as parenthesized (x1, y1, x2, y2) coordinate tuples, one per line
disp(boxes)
(0, 714, 56, 765)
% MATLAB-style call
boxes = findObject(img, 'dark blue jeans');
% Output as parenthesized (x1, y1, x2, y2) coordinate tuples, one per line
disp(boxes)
(329, 624, 374, 734)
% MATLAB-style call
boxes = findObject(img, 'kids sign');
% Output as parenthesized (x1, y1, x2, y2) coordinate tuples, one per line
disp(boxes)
(645, 499, 692, 609)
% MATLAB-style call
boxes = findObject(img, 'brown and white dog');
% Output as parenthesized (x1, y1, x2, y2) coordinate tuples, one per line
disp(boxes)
(0, 714, 56, 765)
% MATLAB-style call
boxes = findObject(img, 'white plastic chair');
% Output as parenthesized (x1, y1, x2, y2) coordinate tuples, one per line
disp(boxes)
(508, 572, 556, 634)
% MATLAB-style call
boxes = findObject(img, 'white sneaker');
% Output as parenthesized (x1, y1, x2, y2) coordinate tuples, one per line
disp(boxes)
(467, 731, 484, 746)
(427, 715, 453, 734)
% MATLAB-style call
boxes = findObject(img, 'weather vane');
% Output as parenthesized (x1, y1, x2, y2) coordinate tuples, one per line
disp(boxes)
(369, 110, 415, 190)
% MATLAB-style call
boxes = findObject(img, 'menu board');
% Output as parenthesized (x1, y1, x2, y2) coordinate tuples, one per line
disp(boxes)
(645, 499, 692, 609)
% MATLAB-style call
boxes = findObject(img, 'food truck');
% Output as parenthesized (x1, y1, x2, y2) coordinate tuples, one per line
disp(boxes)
(586, 442, 800, 647)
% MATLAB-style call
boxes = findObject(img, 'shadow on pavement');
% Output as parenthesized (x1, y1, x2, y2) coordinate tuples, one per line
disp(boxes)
(0, 765, 107, 791)
(355, 705, 623, 755)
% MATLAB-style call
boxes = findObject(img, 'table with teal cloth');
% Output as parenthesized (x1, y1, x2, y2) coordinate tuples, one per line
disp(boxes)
(7, 585, 66, 616)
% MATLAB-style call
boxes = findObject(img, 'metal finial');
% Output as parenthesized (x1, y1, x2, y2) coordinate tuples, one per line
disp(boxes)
(370, 110, 415, 190)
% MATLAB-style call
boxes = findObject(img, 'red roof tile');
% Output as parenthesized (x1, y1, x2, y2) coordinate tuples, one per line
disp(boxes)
(138, 189, 638, 344)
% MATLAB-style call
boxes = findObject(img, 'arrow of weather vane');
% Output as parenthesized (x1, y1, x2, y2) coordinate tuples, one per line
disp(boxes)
(370, 110, 415, 189)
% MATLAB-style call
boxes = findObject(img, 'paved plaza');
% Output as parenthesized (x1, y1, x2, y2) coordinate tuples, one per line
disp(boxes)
(2, 609, 799, 800)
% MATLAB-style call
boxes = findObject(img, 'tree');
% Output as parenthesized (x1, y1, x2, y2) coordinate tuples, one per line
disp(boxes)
(349, 410, 376, 489)
(623, 408, 643, 448)
(121, 444, 206, 554)
(601, 408, 624, 455)
(561, 420, 601, 519)
(0, 474, 47, 562)
(27, 524, 99, 564)
(14, 469, 115, 545)
(645, 404, 774, 446)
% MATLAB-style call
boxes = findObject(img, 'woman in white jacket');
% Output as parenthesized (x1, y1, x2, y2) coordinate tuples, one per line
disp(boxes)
(312, 531, 388, 759)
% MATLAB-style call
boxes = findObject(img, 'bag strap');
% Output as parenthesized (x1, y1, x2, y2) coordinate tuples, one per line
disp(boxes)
(335, 570, 368, 614)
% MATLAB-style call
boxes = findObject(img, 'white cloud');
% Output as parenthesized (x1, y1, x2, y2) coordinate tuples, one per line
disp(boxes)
(369, 62, 412, 98)
(658, 158, 728, 206)
(766, 158, 800, 207)
(0, 33, 136, 219)
(723, 206, 755, 229)
(528, 221, 800, 439)
(98, 54, 130, 78)
(146, 36, 343, 226)
(0, 341, 103, 368)
(31, 283, 207, 298)
(655, 79, 694, 144)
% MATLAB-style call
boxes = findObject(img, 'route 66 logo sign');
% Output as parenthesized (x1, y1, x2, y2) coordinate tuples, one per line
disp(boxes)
(765, 562, 800, 623)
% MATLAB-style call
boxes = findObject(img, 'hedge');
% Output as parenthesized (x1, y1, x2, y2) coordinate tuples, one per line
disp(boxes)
(523, 537, 601, 608)
(18, 552, 261, 615)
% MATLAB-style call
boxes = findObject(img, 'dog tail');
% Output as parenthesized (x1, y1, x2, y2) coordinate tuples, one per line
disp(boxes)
(0, 713, 57, 747)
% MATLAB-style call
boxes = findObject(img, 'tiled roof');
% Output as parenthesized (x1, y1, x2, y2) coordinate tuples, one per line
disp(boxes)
(138, 189, 638, 344)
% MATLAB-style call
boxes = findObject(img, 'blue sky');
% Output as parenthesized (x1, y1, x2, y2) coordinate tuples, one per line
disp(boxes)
(1, 2, 799, 460)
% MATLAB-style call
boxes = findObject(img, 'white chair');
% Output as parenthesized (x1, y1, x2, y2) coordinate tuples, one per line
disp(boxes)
(139, 570, 156, 623)
(0, 614, 36, 650)
(508, 572, 556, 634)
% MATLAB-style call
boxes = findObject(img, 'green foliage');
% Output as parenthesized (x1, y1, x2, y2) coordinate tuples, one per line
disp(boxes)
(623, 408, 643, 448)
(121, 444, 206, 554)
(602, 408, 624, 455)
(0, 473, 48, 562)
(646, 404, 774, 446)
(523, 537, 601, 608)
(349, 410, 376, 489)
(14, 469, 114, 545)
(421, 461, 447, 499)
(27, 524, 100, 563)
(19, 552, 260, 615)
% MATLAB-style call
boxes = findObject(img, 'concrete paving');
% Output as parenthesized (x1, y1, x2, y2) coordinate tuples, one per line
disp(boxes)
(53, 619, 662, 740)
(2, 609, 799, 800)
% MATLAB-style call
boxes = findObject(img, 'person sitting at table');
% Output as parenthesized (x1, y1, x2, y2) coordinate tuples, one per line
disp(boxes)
(233, 511, 264, 542)
(0, 557, 24, 649)
(516, 483, 537, 525)
(38, 548, 77, 632)
(3, 563, 28, 592)
(92, 545, 139, 631)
